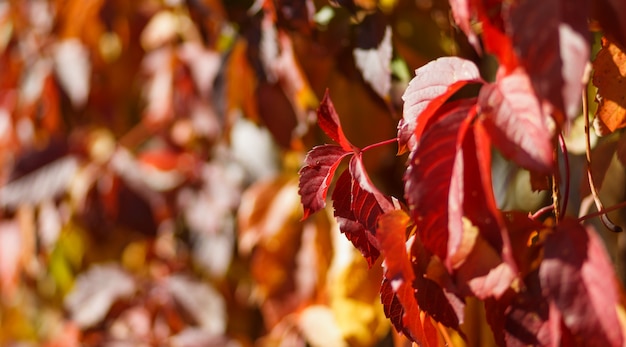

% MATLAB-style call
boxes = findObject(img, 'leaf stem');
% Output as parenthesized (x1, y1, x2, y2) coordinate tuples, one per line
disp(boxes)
(583, 88, 622, 232)
(361, 138, 398, 153)
(558, 133, 569, 220)
(530, 205, 554, 221)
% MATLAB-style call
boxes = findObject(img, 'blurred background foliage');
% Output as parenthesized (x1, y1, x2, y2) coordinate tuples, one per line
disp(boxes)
(0, 0, 488, 346)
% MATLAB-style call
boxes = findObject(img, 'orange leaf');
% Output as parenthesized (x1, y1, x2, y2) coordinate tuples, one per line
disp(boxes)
(593, 36, 626, 133)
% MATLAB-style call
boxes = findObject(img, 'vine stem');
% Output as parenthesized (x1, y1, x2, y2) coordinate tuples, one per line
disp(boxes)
(582, 88, 622, 232)
(558, 133, 570, 220)
(361, 138, 398, 153)
(579, 200, 626, 223)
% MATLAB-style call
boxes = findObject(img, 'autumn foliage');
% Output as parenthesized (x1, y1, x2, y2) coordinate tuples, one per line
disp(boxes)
(299, 0, 626, 346)
(1, 0, 626, 346)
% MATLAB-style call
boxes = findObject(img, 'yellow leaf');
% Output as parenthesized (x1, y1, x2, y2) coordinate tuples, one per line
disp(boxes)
(330, 250, 389, 347)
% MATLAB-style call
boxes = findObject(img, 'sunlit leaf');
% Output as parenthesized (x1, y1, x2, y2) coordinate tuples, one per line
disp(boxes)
(479, 68, 554, 173)
(399, 56, 483, 153)
(376, 210, 430, 344)
(593, 36, 626, 133)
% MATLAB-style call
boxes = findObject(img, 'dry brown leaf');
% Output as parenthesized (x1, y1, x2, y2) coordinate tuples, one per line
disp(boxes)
(593, 36, 626, 133)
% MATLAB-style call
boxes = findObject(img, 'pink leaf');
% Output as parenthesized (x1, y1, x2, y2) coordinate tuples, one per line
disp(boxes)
(539, 219, 624, 346)
(478, 68, 554, 173)
(505, 0, 590, 120)
(399, 57, 483, 153)
(298, 145, 351, 220)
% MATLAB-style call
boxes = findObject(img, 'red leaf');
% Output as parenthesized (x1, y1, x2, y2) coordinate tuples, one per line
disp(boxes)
(376, 211, 431, 344)
(404, 100, 473, 260)
(478, 68, 554, 173)
(505, 0, 590, 121)
(398, 57, 483, 153)
(298, 145, 352, 220)
(331, 170, 380, 267)
(449, 124, 519, 299)
(464, 122, 514, 258)
(485, 274, 557, 347)
(330, 155, 394, 267)
(409, 226, 465, 331)
(349, 154, 394, 230)
(539, 219, 624, 346)
(317, 90, 354, 151)
(380, 278, 410, 337)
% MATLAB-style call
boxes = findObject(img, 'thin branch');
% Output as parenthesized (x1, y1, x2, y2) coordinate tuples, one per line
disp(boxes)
(583, 88, 622, 232)
(558, 133, 570, 220)
(578, 200, 626, 223)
